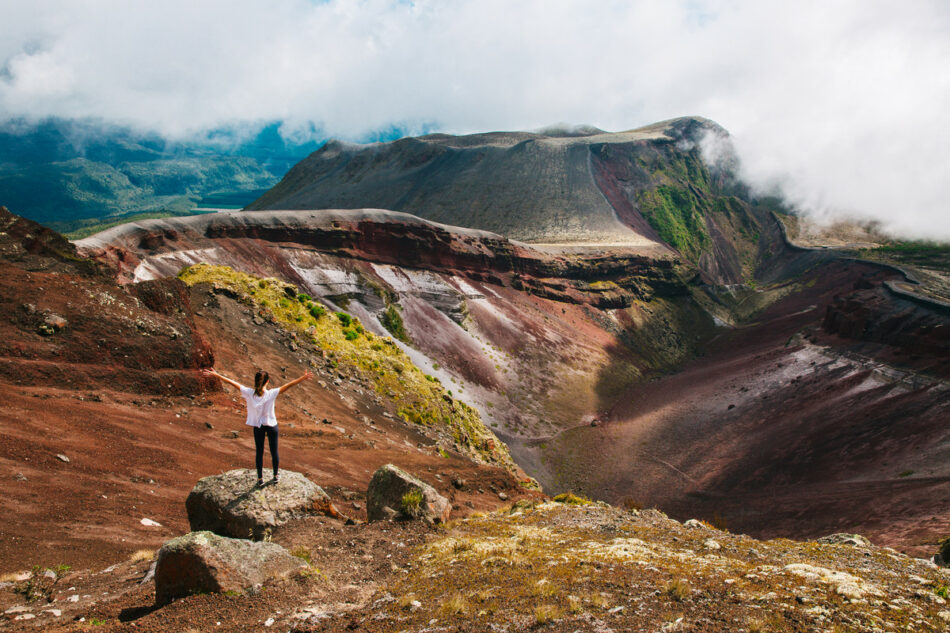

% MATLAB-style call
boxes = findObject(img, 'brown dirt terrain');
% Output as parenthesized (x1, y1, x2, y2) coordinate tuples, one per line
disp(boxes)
(4, 204, 950, 631)
(544, 260, 950, 557)
(0, 207, 538, 630)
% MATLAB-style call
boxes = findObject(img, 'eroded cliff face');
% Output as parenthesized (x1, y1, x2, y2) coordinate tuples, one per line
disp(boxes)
(823, 283, 950, 378)
(75, 209, 715, 480)
(0, 206, 214, 395)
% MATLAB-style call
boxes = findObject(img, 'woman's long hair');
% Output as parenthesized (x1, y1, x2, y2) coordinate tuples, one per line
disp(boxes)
(254, 370, 269, 396)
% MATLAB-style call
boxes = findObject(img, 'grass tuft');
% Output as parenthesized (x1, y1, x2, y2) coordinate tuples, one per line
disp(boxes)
(440, 593, 469, 617)
(552, 492, 592, 506)
(129, 549, 154, 564)
(400, 489, 424, 519)
(664, 578, 690, 602)
(534, 603, 561, 625)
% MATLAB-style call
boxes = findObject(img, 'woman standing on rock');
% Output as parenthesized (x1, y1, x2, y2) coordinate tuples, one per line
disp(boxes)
(201, 367, 312, 486)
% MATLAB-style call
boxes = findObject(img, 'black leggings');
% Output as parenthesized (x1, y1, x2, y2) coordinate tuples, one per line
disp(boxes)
(253, 425, 279, 479)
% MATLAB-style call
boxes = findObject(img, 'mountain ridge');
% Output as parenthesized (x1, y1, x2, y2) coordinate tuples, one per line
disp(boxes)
(245, 117, 766, 284)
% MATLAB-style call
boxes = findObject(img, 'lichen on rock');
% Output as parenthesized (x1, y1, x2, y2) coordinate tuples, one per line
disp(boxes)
(154, 530, 306, 604)
(186, 469, 328, 539)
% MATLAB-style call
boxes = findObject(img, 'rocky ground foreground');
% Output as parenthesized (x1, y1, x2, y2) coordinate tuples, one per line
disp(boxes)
(3, 496, 950, 632)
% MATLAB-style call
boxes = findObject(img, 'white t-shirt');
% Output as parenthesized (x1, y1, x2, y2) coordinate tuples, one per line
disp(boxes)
(239, 386, 280, 427)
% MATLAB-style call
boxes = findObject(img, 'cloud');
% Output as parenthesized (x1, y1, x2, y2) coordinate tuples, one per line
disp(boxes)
(1, 0, 948, 238)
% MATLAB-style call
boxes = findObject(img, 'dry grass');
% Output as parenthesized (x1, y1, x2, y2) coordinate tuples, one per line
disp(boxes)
(621, 497, 643, 511)
(551, 492, 592, 505)
(588, 592, 610, 609)
(128, 549, 154, 564)
(665, 578, 690, 602)
(382, 502, 948, 632)
(289, 546, 312, 565)
(531, 578, 557, 598)
(474, 587, 496, 603)
(566, 595, 583, 614)
(534, 603, 562, 625)
(396, 593, 418, 610)
(440, 593, 469, 617)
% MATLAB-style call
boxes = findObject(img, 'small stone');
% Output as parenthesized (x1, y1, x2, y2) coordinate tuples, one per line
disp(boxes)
(703, 539, 721, 550)
(409, 600, 422, 612)
(56, 454, 70, 463)
(45, 314, 68, 330)
(205, 422, 214, 430)
(14, 614, 35, 621)
(67, 594, 80, 603)
(14, 472, 27, 481)
(5, 606, 32, 615)
(44, 609, 62, 617)
(230, 430, 240, 439)
(264, 617, 275, 626)
(497, 492, 508, 501)
(321, 418, 332, 425)
(352, 502, 362, 510)
(141, 518, 162, 527)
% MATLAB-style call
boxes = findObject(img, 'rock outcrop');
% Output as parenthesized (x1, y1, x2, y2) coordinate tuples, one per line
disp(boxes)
(934, 538, 950, 567)
(367, 464, 451, 524)
(816, 533, 872, 547)
(186, 469, 329, 539)
(154, 531, 306, 604)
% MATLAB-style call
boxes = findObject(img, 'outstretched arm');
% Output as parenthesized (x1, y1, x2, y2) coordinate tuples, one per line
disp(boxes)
(278, 370, 313, 394)
(201, 368, 243, 391)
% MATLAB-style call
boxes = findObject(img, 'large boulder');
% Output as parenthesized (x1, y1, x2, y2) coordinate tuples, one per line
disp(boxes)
(186, 469, 329, 538)
(154, 531, 306, 604)
(366, 464, 451, 524)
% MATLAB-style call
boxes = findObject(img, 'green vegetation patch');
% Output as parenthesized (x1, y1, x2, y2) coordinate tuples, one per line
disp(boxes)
(637, 184, 710, 261)
(400, 489, 424, 519)
(381, 303, 411, 343)
(178, 263, 514, 470)
(552, 492, 593, 505)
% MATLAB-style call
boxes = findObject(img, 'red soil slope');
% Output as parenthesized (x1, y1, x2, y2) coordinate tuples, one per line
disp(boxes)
(0, 207, 535, 574)
(545, 260, 950, 556)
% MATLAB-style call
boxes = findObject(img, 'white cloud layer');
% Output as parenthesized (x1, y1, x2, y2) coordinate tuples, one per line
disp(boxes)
(1, 0, 948, 238)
